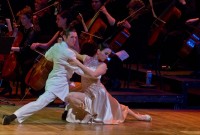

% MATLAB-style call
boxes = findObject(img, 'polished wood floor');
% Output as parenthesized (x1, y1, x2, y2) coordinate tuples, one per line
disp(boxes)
(0, 68, 200, 135)
(0, 105, 200, 135)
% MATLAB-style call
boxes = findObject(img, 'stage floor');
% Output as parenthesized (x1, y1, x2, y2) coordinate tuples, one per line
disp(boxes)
(0, 106, 200, 135)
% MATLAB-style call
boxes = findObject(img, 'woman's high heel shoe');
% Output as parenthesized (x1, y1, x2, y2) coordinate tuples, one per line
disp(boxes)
(136, 114, 152, 122)
(81, 114, 93, 124)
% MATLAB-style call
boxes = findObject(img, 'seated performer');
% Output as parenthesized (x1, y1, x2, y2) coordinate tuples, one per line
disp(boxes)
(64, 42, 152, 124)
(0, 6, 39, 97)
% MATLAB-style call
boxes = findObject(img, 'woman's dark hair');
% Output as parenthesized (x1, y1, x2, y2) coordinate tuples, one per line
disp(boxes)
(80, 41, 99, 57)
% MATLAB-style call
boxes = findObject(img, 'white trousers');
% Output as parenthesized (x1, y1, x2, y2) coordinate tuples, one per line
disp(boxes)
(14, 91, 57, 123)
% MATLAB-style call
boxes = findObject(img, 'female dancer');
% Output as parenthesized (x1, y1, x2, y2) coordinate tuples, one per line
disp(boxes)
(65, 42, 152, 124)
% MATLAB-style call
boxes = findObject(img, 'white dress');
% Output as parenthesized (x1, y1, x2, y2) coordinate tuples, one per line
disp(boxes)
(66, 57, 129, 124)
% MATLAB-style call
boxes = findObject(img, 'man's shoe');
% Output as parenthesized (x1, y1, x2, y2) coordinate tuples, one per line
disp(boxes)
(2, 115, 11, 125)
(61, 110, 68, 121)
(2, 114, 16, 125)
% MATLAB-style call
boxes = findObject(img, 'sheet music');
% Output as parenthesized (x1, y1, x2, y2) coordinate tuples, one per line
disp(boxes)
(115, 50, 129, 61)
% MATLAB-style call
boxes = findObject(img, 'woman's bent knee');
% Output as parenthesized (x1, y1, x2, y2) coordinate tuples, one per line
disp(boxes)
(65, 93, 74, 102)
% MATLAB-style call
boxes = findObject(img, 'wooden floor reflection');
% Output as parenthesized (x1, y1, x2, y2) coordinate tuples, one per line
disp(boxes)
(0, 105, 200, 135)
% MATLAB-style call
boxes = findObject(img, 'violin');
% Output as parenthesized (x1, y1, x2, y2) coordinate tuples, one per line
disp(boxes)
(32, 1, 60, 32)
(33, 1, 60, 16)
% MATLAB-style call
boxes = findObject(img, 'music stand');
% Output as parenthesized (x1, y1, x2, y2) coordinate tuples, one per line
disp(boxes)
(0, 36, 14, 54)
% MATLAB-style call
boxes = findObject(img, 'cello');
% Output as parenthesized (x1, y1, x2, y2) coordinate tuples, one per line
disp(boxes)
(105, 4, 146, 52)
(25, 50, 53, 91)
(25, 23, 76, 91)
(79, 0, 111, 48)
(2, 0, 23, 79)
(148, 1, 182, 46)
(24, 3, 60, 91)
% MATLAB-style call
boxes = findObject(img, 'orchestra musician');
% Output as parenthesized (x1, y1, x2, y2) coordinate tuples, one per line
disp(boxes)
(122, 0, 152, 62)
(33, 0, 58, 43)
(0, 6, 40, 97)
(162, 0, 200, 74)
(90, 0, 115, 26)
(30, 9, 79, 52)
(149, 0, 200, 71)
(101, 0, 147, 89)
(78, 0, 116, 48)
